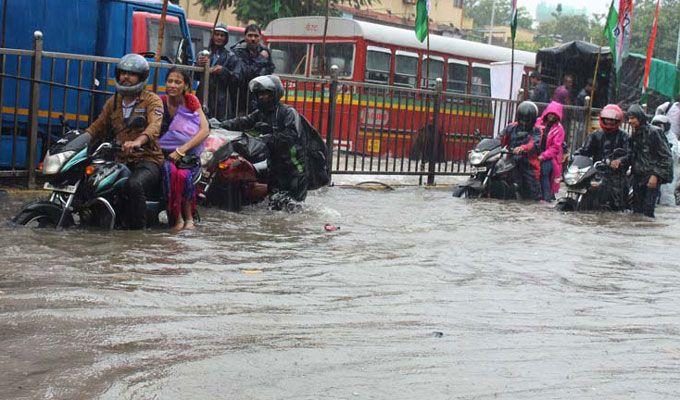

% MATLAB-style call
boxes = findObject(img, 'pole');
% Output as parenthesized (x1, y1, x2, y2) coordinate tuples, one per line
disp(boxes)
(676, 24, 680, 66)
(488, 0, 495, 45)
(153, 0, 169, 92)
(509, 38, 515, 100)
(28, 31, 43, 188)
(426, 31, 431, 86)
(320, 0, 331, 76)
(212, 0, 224, 32)
(586, 47, 602, 133)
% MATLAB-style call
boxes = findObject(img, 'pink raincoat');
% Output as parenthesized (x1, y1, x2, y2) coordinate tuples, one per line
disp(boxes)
(535, 101, 565, 195)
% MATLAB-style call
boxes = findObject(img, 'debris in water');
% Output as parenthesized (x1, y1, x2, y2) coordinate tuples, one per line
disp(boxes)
(432, 331, 444, 338)
(242, 269, 263, 275)
(324, 224, 340, 232)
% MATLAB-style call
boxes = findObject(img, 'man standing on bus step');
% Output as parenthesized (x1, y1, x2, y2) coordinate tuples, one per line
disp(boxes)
(195, 23, 241, 120)
(232, 24, 275, 115)
(85, 54, 164, 229)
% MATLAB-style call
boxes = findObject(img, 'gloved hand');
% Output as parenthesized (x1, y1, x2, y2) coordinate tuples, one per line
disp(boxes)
(220, 119, 235, 130)
(254, 122, 273, 136)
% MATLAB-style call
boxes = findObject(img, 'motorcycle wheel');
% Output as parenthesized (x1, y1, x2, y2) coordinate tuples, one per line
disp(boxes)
(452, 186, 468, 198)
(14, 209, 73, 228)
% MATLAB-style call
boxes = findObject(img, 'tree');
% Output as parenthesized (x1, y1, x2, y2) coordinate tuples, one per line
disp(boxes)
(536, 11, 591, 43)
(194, 0, 373, 27)
(628, 0, 680, 64)
(463, 0, 534, 30)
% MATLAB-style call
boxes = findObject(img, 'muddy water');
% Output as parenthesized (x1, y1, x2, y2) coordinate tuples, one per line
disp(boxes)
(1, 187, 680, 399)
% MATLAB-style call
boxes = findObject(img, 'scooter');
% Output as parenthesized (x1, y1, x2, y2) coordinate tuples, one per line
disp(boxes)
(13, 130, 198, 229)
(452, 137, 519, 199)
(555, 148, 629, 212)
(198, 128, 269, 212)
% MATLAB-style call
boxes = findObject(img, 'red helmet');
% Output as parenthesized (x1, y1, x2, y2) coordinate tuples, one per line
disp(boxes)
(599, 104, 623, 132)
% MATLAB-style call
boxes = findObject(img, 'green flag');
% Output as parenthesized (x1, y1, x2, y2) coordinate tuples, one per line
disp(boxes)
(415, 0, 429, 43)
(274, 0, 281, 14)
(603, 0, 619, 72)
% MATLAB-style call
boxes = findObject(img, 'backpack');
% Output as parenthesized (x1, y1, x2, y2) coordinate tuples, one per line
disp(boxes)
(292, 110, 331, 190)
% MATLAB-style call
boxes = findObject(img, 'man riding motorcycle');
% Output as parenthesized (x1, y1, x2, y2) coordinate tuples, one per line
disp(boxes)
(573, 104, 630, 210)
(85, 53, 164, 228)
(499, 101, 541, 200)
(220, 75, 308, 210)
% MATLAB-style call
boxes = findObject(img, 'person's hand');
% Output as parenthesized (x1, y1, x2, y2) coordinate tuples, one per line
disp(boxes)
(211, 65, 223, 74)
(647, 175, 658, 189)
(169, 149, 183, 162)
(610, 159, 621, 170)
(122, 138, 144, 154)
(512, 147, 523, 155)
(538, 155, 543, 161)
(197, 55, 209, 67)
(260, 50, 269, 58)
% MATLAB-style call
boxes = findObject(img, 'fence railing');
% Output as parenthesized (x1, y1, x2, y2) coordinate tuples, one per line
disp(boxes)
(1, 31, 599, 187)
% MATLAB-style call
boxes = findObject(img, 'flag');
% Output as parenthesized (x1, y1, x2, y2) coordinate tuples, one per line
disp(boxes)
(603, 0, 619, 67)
(510, 0, 518, 41)
(415, 0, 429, 43)
(642, 0, 660, 92)
(615, 0, 634, 71)
(274, 0, 281, 14)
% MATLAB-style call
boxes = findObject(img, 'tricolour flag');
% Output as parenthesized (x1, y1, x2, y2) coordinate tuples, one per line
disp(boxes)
(510, 0, 518, 41)
(415, 0, 430, 43)
(604, 0, 619, 70)
(642, 0, 660, 92)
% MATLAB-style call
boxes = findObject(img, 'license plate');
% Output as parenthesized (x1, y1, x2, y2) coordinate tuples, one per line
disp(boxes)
(44, 182, 77, 194)
(473, 166, 487, 172)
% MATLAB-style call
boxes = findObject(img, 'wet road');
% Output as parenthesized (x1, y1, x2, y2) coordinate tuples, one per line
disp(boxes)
(1, 186, 680, 399)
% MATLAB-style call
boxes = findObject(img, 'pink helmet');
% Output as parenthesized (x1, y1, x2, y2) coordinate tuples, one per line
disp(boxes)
(599, 104, 624, 132)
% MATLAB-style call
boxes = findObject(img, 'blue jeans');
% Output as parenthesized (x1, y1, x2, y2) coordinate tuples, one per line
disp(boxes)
(540, 159, 554, 201)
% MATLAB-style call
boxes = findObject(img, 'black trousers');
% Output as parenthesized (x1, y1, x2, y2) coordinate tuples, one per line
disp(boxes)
(122, 160, 161, 229)
(632, 179, 660, 218)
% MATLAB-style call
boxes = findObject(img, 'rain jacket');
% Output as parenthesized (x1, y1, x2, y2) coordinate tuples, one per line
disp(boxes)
(500, 123, 541, 180)
(232, 43, 275, 114)
(630, 123, 673, 184)
(659, 128, 680, 205)
(196, 40, 241, 120)
(575, 129, 630, 165)
(535, 101, 565, 195)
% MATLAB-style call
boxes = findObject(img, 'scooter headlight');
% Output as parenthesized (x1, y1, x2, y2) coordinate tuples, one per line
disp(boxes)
(200, 150, 214, 167)
(469, 150, 488, 166)
(564, 166, 590, 186)
(42, 151, 75, 175)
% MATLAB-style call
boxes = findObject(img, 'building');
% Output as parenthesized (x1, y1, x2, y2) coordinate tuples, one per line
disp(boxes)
(177, 0, 473, 35)
(480, 25, 535, 47)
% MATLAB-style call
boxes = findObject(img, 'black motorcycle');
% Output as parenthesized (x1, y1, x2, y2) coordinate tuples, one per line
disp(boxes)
(452, 137, 518, 199)
(14, 130, 198, 229)
(555, 148, 630, 212)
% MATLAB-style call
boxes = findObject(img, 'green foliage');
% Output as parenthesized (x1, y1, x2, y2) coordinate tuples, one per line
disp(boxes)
(629, 0, 680, 64)
(463, 0, 534, 30)
(536, 12, 591, 43)
(194, 0, 374, 27)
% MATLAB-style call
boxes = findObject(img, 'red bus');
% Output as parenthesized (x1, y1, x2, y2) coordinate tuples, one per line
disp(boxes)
(265, 17, 536, 159)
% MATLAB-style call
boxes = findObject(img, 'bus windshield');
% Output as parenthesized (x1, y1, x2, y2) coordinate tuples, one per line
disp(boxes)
(146, 18, 185, 61)
(270, 42, 308, 75)
(311, 43, 354, 78)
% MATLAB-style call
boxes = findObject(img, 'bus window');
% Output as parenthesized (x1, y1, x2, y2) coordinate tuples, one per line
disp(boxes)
(311, 43, 354, 77)
(421, 56, 444, 89)
(269, 42, 308, 75)
(365, 46, 391, 84)
(394, 51, 418, 88)
(446, 60, 468, 94)
(472, 65, 491, 97)
(189, 25, 211, 53)
(146, 18, 185, 61)
(228, 29, 244, 48)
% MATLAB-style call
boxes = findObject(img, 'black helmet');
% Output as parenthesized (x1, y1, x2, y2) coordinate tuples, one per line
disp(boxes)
(249, 75, 285, 111)
(516, 101, 539, 130)
(115, 53, 149, 96)
(651, 114, 671, 133)
(627, 104, 647, 125)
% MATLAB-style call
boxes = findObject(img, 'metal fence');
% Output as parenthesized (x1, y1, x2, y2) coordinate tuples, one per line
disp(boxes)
(1, 32, 599, 187)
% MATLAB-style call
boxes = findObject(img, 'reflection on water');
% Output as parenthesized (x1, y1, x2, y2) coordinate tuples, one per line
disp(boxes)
(1, 187, 680, 399)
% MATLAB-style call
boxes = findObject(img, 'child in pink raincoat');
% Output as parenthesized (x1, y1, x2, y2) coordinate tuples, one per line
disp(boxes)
(535, 101, 565, 201)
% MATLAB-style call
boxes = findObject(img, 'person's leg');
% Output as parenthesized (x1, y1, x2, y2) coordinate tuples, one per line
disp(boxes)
(521, 160, 542, 201)
(642, 186, 660, 218)
(182, 201, 195, 230)
(631, 181, 645, 215)
(123, 161, 161, 229)
(540, 160, 553, 201)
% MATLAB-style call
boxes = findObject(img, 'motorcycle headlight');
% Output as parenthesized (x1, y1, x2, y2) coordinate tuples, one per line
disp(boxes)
(564, 166, 590, 186)
(469, 150, 488, 166)
(42, 150, 75, 175)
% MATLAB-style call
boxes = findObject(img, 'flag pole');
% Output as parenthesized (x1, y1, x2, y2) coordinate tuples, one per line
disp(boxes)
(589, 46, 601, 105)
(153, 0, 169, 92)
(509, 37, 515, 100)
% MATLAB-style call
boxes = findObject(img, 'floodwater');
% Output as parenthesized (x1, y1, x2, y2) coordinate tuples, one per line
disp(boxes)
(1, 184, 680, 399)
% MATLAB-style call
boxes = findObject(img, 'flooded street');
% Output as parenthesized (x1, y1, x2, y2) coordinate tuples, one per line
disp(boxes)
(1, 185, 680, 399)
